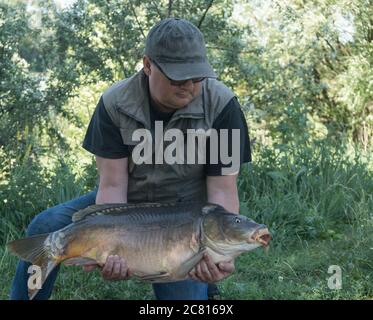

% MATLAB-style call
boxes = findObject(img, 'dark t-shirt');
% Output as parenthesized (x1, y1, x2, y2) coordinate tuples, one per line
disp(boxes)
(83, 96, 251, 176)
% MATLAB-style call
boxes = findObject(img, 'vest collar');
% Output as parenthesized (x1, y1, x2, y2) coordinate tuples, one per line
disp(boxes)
(116, 70, 205, 128)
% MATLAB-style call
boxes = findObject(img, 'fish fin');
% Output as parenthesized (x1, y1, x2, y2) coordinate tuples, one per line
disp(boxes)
(72, 202, 172, 222)
(7, 234, 58, 300)
(202, 203, 227, 215)
(72, 203, 160, 222)
(72, 204, 128, 222)
(7, 233, 50, 264)
(63, 257, 97, 266)
(136, 249, 207, 283)
(137, 271, 171, 282)
(175, 248, 207, 278)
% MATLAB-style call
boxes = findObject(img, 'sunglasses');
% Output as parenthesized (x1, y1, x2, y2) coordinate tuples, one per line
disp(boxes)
(150, 59, 205, 86)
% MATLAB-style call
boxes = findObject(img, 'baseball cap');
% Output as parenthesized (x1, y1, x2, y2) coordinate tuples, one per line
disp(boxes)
(145, 18, 217, 80)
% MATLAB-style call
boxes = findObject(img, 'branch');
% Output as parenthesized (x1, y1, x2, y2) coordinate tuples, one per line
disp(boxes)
(197, 0, 214, 29)
(168, 0, 173, 17)
(150, 0, 165, 20)
(313, 67, 337, 108)
(128, 0, 146, 39)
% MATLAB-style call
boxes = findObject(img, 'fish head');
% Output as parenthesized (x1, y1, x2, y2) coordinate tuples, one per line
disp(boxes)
(202, 212, 271, 251)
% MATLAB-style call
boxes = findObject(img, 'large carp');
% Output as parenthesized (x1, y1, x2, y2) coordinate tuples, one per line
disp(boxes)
(8, 202, 271, 299)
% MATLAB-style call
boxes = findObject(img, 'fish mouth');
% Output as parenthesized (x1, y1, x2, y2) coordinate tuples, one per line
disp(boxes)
(250, 228, 271, 247)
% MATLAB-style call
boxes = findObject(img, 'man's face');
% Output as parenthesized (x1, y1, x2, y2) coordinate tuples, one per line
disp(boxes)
(143, 56, 202, 112)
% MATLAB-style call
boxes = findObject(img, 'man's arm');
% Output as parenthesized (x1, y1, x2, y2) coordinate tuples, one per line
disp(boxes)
(95, 156, 128, 204)
(83, 156, 131, 280)
(206, 174, 239, 213)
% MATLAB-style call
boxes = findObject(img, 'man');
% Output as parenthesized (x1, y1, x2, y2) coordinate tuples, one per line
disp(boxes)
(10, 18, 251, 300)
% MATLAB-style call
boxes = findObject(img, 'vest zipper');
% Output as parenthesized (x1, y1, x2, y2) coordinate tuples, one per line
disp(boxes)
(164, 114, 205, 131)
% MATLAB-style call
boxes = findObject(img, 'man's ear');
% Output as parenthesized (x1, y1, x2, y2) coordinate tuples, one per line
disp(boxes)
(143, 56, 151, 76)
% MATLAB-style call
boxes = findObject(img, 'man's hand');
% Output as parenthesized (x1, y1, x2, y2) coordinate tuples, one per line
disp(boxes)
(82, 255, 131, 281)
(188, 253, 235, 283)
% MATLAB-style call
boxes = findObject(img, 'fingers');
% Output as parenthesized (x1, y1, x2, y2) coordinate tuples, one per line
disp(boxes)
(112, 257, 121, 277)
(101, 255, 130, 281)
(218, 260, 235, 273)
(120, 259, 129, 278)
(196, 256, 214, 283)
(189, 254, 235, 283)
(189, 267, 199, 282)
(101, 255, 115, 278)
(203, 253, 223, 280)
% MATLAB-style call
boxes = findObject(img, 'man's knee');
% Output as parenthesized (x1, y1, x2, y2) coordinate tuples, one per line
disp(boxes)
(25, 192, 96, 237)
(26, 207, 71, 236)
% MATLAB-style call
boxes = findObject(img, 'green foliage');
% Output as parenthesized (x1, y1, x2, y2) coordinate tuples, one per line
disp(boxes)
(1, 139, 372, 299)
(0, 2, 44, 156)
(239, 141, 373, 246)
(0, 1, 83, 162)
(0, 154, 97, 244)
(0, 0, 372, 299)
(233, 0, 373, 146)
(1, 0, 372, 162)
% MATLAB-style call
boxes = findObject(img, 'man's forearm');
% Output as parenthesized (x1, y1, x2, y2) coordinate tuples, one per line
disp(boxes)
(96, 185, 127, 204)
(95, 156, 128, 204)
(207, 191, 239, 214)
(206, 175, 239, 213)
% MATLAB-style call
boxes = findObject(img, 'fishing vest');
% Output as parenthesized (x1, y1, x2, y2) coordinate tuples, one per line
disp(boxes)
(103, 70, 235, 203)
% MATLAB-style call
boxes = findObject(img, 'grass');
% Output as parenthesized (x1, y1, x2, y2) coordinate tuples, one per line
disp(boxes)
(0, 141, 372, 299)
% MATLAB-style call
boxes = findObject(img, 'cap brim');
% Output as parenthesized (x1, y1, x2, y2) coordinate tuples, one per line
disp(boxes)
(158, 61, 217, 80)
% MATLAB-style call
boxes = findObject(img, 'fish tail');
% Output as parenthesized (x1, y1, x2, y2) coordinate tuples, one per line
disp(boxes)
(7, 233, 49, 264)
(7, 234, 59, 300)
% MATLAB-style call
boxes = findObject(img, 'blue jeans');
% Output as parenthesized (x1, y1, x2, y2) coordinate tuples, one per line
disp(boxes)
(9, 191, 208, 300)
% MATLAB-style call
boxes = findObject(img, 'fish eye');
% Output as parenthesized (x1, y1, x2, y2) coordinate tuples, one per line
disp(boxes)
(235, 217, 241, 223)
